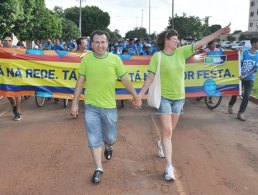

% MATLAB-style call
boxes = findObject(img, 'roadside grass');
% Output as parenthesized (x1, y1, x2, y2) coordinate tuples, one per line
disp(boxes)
(252, 76, 258, 98)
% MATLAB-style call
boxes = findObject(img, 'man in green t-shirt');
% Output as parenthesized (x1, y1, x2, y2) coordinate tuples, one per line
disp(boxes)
(71, 30, 140, 184)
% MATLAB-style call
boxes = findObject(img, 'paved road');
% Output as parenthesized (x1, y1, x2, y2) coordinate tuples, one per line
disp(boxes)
(0, 96, 257, 194)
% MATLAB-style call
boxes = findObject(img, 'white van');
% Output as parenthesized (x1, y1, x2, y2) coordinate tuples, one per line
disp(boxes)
(231, 40, 251, 50)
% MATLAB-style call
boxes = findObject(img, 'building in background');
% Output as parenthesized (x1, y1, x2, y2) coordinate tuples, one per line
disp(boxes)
(219, 1, 258, 42)
(248, 0, 258, 32)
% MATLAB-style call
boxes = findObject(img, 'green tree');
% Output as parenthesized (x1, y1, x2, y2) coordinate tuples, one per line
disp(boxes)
(61, 18, 81, 41)
(210, 24, 221, 33)
(107, 29, 122, 40)
(201, 16, 211, 36)
(30, 7, 62, 40)
(53, 6, 65, 18)
(125, 27, 148, 39)
(232, 30, 242, 35)
(0, 0, 25, 33)
(239, 34, 249, 41)
(168, 13, 203, 40)
(14, 0, 42, 40)
(167, 13, 222, 40)
(64, 6, 110, 36)
(227, 35, 236, 42)
(149, 32, 158, 40)
(0, 0, 62, 41)
(113, 29, 122, 39)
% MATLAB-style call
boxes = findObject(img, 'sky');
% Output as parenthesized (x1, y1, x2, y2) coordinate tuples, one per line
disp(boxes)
(45, 0, 250, 37)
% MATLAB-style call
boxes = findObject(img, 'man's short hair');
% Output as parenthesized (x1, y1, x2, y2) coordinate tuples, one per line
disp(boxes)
(90, 30, 110, 42)
(76, 37, 86, 46)
(250, 37, 258, 45)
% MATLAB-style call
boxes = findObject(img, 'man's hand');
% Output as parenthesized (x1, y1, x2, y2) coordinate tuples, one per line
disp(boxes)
(71, 102, 79, 118)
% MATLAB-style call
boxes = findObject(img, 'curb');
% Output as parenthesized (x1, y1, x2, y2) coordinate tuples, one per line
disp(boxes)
(250, 95, 258, 104)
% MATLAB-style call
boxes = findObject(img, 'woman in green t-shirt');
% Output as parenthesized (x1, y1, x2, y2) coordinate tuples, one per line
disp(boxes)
(137, 23, 231, 181)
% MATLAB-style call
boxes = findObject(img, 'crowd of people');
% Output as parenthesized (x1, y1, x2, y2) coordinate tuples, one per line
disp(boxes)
(1, 24, 257, 185)
(0, 34, 160, 56)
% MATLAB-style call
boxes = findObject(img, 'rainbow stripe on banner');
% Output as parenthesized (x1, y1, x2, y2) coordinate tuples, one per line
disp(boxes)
(0, 48, 240, 100)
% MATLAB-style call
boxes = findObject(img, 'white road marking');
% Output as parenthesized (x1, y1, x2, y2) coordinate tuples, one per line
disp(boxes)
(0, 109, 9, 117)
(151, 116, 186, 195)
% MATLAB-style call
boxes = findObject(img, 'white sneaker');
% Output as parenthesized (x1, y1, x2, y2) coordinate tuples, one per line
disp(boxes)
(157, 140, 165, 158)
(165, 164, 175, 181)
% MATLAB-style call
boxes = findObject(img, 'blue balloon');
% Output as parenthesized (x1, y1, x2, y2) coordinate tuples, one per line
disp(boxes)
(35, 91, 52, 97)
(119, 54, 131, 60)
(26, 49, 44, 55)
(203, 79, 221, 96)
(55, 50, 68, 57)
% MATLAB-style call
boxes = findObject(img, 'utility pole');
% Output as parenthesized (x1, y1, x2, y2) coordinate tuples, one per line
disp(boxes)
(172, 0, 174, 29)
(149, 0, 151, 34)
(78, 0, 86, 34)
(141, 9, 143, 28)
(79, 0, 82, 33)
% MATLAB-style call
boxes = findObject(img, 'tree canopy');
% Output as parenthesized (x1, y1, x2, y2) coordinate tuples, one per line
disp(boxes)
(64, 5, 110, 36)
(0, 0, 26, 33)
(1, 2, 226, 42)
(125, 27, 148, 39)
(167, 13, 222, 40)
(0, 0, 62, 41)
(61, 18, 81, 41)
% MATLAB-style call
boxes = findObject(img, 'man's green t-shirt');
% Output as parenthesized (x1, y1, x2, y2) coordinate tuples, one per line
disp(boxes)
(148, 45, 194, 100)
(78, 52, 127, 108)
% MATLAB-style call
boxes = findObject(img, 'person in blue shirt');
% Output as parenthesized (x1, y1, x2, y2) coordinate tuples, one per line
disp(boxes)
(43, 39, 54, 50)
(52, 39, 65, 50)
(228, 37, 258, 121)
(150, 41, 159, 53)
(111, 42, 122, 54)
(141, 44, 153, 55)
(67, 39, 77, 52)
(125, 38, 139, 55)
(135, 39, 143, 55)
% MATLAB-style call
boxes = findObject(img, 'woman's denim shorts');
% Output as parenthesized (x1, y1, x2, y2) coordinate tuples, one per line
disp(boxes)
(84, 104, 118, 149)
(157, 97, 185, 115)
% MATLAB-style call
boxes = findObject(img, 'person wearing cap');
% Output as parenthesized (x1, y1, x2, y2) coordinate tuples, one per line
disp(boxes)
(111, 42, 122, 55)
(141, 44, 153, 55)
(2, 32, 22, 121)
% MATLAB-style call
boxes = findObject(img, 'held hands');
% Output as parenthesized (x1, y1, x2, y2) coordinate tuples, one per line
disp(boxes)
(132, 94, 142, 109)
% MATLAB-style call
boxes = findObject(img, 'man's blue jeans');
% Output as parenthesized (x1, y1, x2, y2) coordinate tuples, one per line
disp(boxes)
(84, 104, 118, 149)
